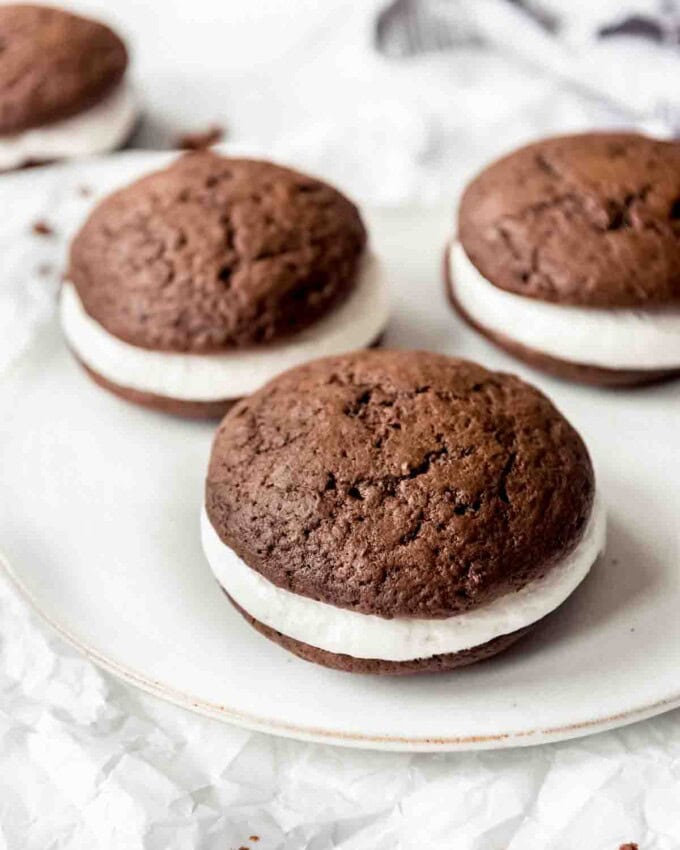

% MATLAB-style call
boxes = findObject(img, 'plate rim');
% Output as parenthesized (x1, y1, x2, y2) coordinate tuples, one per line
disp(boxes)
(3, 157, 680, 751)
(4, 551, 679, 752)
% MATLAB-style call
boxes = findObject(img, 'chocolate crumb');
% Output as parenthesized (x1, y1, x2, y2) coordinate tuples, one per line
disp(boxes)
(176, 124, 224, 150)
(32, 220, 53, 236)
(620, 843, 639, 850)
(249, 838, 260, 843)
(37, 262, 53, 276)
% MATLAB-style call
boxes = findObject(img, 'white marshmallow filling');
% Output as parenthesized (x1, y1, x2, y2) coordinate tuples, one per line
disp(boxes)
(449, 241, 680, 371)
(59, 253, 390, 402)
(201, 494, 606, 662)
(0, 81, 138, 170)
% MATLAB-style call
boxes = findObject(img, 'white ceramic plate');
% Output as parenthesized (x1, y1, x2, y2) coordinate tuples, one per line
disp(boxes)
(1, 153, 679, 752)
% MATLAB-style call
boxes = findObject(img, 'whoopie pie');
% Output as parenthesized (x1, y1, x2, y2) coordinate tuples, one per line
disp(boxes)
(202, 349, 605, 674)
(447, 132, 680, 385)
(0, 4, 137, 170)
(61, 152, 389, 417)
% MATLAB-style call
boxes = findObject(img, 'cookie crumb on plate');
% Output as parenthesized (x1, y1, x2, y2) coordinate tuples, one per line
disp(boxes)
(176, 124, 224, 150)
(31, 219, 53, 236)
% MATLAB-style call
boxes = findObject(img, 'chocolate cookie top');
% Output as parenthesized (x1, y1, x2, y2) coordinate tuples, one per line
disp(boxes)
(0, 5, 128, 134)
(206, 350, 594, 619)
(69, 153, 367, 352)
(458, 133, 680, 308)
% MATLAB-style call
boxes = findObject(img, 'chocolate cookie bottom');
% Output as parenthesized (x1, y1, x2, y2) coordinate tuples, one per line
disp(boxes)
(74, 333, 384, 419)
(443, 245, 680, 388)
(78, 359, 236, 419)
(227, 594, 535, 675)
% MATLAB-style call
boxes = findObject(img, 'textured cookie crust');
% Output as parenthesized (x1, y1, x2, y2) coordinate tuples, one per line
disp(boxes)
(443, 244, 680, 387)
(229, 595, 536, 675)
(0, 5, 127, 134)
(69, 152, 367, 352)
(459, 133, 680, 308)
(206, 350, 595, 619)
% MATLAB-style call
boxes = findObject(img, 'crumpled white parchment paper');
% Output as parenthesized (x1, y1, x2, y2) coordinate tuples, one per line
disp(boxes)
(2, 574, 680, 849)
(2, 1, 680, 845)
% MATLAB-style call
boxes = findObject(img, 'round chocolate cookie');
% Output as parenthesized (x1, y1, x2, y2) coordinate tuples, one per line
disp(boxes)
(61, 153, 388, 417)
(203, 350, 604, 674)
(0, 4, 127, 133)
(448, 132, 680, 385)
(70, 153, 367, 351)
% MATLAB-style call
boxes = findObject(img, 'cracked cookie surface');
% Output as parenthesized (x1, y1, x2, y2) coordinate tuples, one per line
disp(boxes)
(69, 152, 366, 352)
(0, 4, 127, 134)
(459, 132, 680, 308)
(206, 350, 594, 618)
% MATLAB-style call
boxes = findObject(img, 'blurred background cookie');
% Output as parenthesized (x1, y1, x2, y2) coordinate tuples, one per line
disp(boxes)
(0, 4, 138, 171)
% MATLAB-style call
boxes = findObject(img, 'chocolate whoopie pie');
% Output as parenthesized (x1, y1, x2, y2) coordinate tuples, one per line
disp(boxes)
(0, 5, 137, 170)
(446, 132, 680, 386)
(202, 350, 605, 675)
(60, 152, 389, 417)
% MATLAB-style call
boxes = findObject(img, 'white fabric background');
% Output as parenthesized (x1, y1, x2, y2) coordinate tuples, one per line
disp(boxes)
(74, 0, 680, 205)
(2, 1, 680, 847)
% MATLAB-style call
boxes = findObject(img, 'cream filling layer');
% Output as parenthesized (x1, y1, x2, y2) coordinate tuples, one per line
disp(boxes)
(60, 254, 390, 401)
(0, 82, 138, 170)
(450, 241, 680, 370)
(201, 494, 605, 661)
